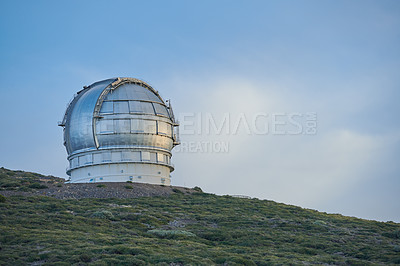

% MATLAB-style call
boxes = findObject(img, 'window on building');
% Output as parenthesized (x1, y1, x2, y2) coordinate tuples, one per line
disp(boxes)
(84, 154, 93, 164)
(131, 119, 144, 133)
(78, 155, 84, 165)
(111, 151, 121, 162)
(102, 152, 111, 162)
(96, 119, 114, 134)
(100, 101, 113, 114)
(158, 121, 172, 136)
(150, 152, 156, 162)
(141, 151, 150, 161)
(121, 151, 133, 161)
(114, 101, 129, 114)
(157, 153, 165, 162)
(93, 153, 102, 163)
(114, 119, 130, 133)
(131, 119, 156, 134)
(129, 101, 155, 114)
(71, 158, 79, 168)
(153, 103, 170, 117)
(131, 151, 140, 160)
(143, 120, 156, 134)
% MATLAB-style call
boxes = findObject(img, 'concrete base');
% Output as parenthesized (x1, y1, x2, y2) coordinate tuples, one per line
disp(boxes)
(68, 163, 171, 185)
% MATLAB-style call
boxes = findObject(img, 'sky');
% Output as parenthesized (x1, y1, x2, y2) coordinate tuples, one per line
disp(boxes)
(0, 0, 399, 222)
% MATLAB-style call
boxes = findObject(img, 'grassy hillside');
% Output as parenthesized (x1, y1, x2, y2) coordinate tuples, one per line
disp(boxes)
(0, 168, 399, 265)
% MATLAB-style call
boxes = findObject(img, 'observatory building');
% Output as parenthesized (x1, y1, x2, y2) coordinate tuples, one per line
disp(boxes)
(59, 77, 179, 185)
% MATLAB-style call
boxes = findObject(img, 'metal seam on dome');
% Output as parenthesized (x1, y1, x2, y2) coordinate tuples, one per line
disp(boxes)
(67, 147, 173, 159)
(92, 83, 115, 148)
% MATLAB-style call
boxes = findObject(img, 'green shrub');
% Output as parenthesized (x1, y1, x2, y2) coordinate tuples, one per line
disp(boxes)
(91, 210, 114, 219)
(121, 213, 141, 221)
(227, 256, 257, 265)
(214, 256, 228, 264)
(126, 258, 146, 265)
(200, 230, 231, 241)
(97, 184, 106, 188)
(0, 173, 8, 179)
(124, 185, 133, 189)
(389, 256, 400, 264)
(313, 220, 327, 225)
(44, 203, 62, 212)
(193, 186, 203, 192)
(1, 182, 20, 188)
(383, 230, 400, 239)
(147, 229, 196, 238)
(28, 183, 48, 189)
(79, 253, 91, 263)
(172, 188, 183, 194)
(0, 194, 6, 203)
(110, 245, 132, 254)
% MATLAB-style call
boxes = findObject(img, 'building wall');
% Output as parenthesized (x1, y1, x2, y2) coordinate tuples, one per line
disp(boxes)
(67, 148, 173, 185)
(69, 163, 171, 185)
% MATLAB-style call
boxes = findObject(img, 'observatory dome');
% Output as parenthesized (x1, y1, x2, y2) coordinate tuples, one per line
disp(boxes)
(59, 77, 179, 185)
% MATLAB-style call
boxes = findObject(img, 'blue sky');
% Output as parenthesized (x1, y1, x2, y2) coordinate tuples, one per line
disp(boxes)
(1, 0, 399, 222)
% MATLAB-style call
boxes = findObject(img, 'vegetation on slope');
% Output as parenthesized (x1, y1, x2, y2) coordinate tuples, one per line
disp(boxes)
(0, 167, 64, 191)
(0, 168, 399, 265)
(0, 167, 193, 199)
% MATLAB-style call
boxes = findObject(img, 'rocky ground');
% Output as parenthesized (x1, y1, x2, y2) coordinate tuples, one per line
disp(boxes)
(0, 182, 195, 199)
(0, 167, 197, 199)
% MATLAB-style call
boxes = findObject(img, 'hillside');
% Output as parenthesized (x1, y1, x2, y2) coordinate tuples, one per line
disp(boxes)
(0, 168, 197, 200)
(0, 167, 399, 265)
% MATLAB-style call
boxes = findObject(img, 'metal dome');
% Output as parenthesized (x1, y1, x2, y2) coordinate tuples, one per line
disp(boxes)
(59, 77, 179, 185)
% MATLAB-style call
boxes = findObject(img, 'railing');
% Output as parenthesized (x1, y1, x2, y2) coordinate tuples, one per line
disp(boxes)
(67, 158, 175, 172)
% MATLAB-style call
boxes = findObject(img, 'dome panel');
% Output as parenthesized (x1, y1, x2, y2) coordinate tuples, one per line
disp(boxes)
(128, 101, 155, 115)
(66, 79, 116, 153)
(113, 101, 130, 114)
(106, 83, 162, 103)
(99, 101, 113, 114)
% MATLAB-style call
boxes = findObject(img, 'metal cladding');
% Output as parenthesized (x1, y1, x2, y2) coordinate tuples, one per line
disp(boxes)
(59, 77, 179, 185)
